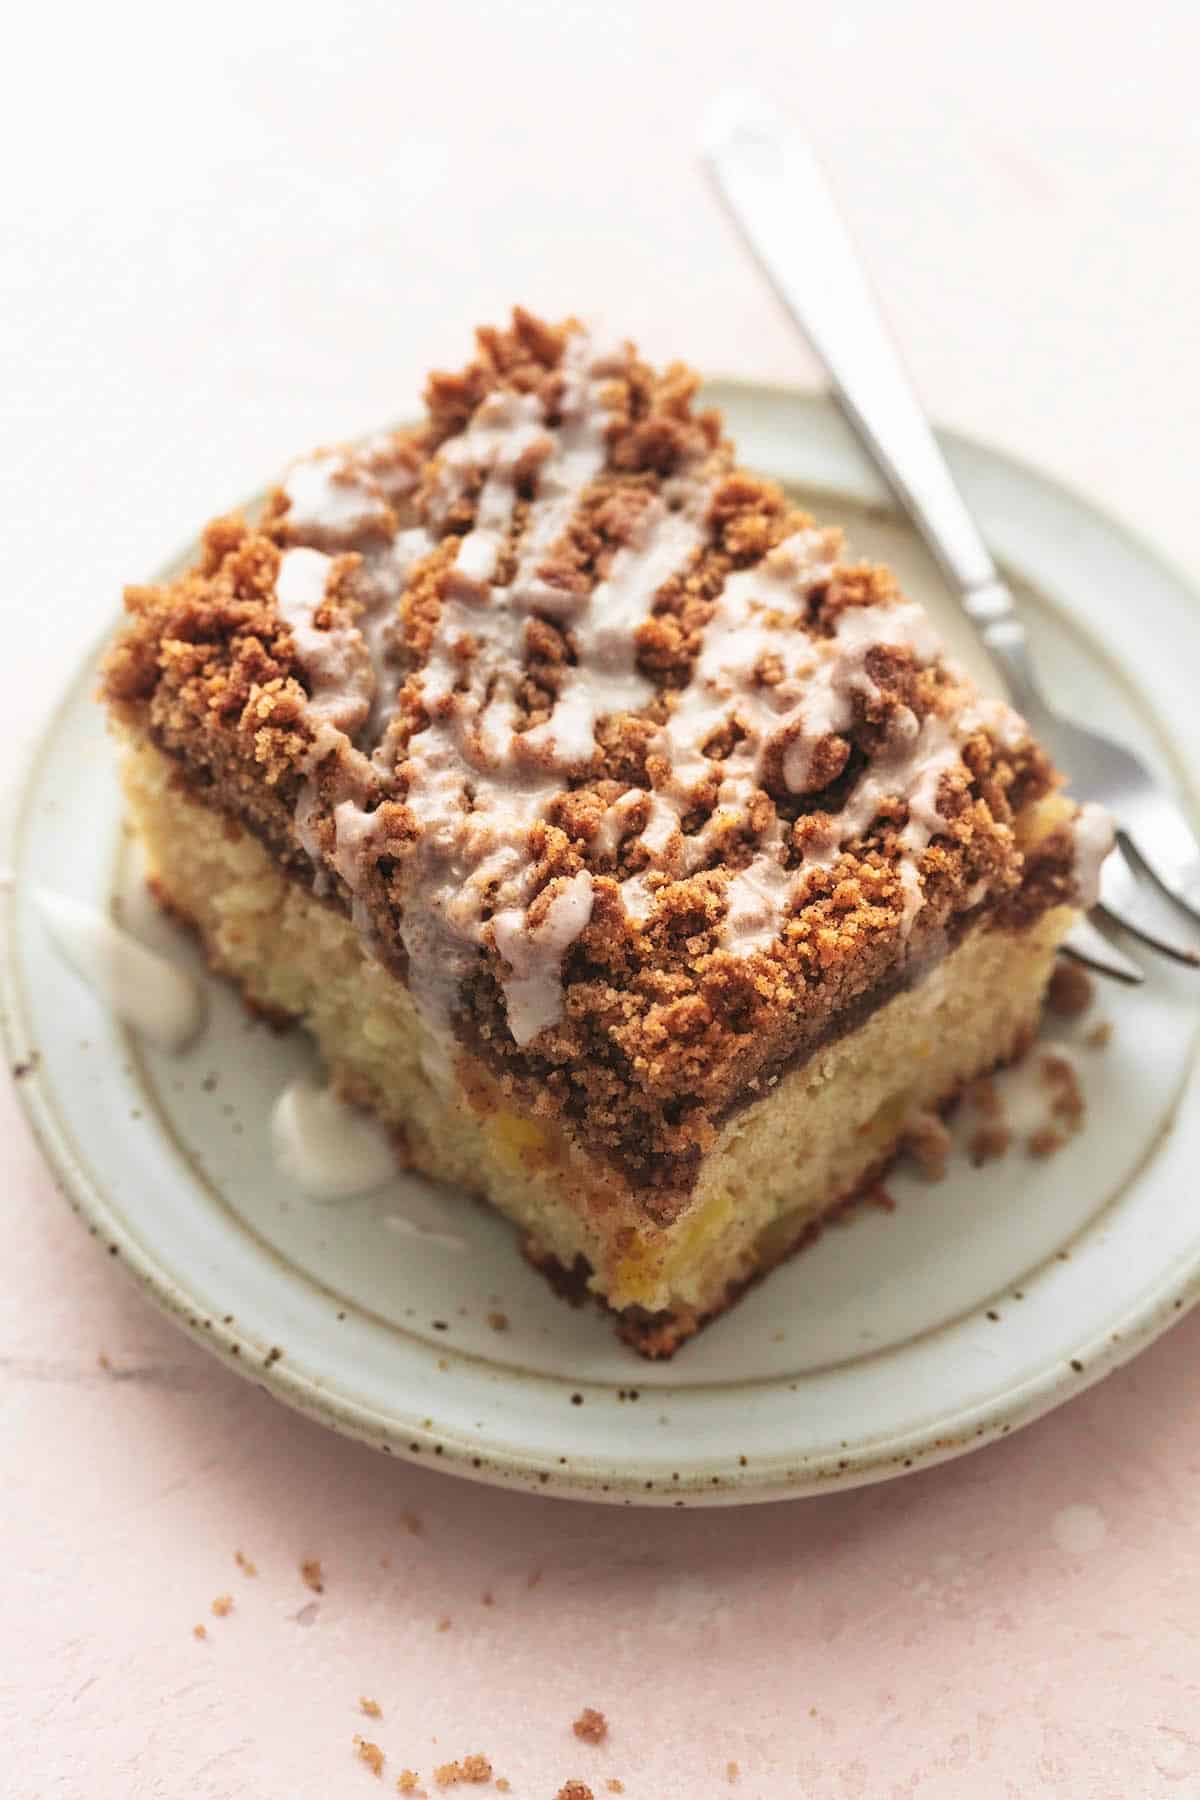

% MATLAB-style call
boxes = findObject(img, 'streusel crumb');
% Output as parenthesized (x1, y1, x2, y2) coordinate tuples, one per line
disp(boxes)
(573, 1707, 608, 1744)
(1047, 959, 1094, 1018)
(433, 1755, 492, 1786)
(355, 1737, 385, 1777)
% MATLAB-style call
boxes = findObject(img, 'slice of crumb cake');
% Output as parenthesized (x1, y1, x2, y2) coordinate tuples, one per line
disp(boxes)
(102, 309, 1109, 1356)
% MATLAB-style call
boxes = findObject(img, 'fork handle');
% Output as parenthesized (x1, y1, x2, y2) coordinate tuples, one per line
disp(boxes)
(703, 94, 1033, 672)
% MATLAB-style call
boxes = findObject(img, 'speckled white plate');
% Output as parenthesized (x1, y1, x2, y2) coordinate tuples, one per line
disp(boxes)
(5, 384, 1200, 1505)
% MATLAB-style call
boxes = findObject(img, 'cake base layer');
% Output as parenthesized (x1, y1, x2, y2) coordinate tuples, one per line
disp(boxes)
(119, 735, 1074, 1356)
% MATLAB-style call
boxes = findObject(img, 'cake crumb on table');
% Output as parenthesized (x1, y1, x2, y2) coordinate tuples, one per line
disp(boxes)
(433, 1755, 492, 1786)
(301, 1558, 325, 1593)
(487, 1311, 509, 1332)
(192, 1623, 207, 1640)
(727, 1761, 740, 1783)
(556, 1785, 594, 1800)
(211, 1594, 233, 1617)
(234, 1549, 257, 1576)
(396, 1772, 424, 1795)
(1047, 960, 1095, 1018)
(606, 1781, 624, 1794)
(354, 1736, 385, 1777)
(360, 1698, 383, 1718)
(495, 1781, 511, 1794)
(572, 1708, 608, 1744)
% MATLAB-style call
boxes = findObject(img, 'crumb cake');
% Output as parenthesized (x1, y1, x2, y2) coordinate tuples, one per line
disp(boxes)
(102, 309, 1110, 1356)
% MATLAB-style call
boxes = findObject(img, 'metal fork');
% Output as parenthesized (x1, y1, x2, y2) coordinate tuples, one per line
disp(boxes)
(703, 92, 1200, 984)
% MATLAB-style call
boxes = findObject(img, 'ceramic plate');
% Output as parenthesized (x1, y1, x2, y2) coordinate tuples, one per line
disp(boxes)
(4, 384, 1199, 1506)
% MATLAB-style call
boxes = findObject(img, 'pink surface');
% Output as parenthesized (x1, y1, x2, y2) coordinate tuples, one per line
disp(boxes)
(6, 1068, 1200, 1798)
(6, 1, 1200, 1791)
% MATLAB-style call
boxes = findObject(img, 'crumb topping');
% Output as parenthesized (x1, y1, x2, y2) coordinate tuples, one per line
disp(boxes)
(572, 1708, 607, 1744)
(355, 1737, 385, 1777)
(104, 307, 1090, 1206)
(433, 1755, 492, 1786)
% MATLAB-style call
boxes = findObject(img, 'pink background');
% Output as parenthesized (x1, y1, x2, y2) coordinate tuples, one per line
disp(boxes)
(5, 3, 1200, 1794)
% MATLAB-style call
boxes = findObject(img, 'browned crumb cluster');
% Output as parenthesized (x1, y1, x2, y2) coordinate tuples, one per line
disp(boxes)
(433, 1754, 492, 1786)
(102, 307, 1078, 1209)
(1047, 960, 1094, 1018)
(360, 1698, 383, 1719)
(556, 1785, 594, 1800)
(210, 1594, 233, 1618)
(193, 1623, 207, 1640)
(572, 1708, 608, 1745)
(487, 1311, 509, 1333)
(396, 1774, 424, 1796)
(234, 1549, 257, 1577)
(355, 1736, 385, 1777)
(301, 1558, 325, 1594)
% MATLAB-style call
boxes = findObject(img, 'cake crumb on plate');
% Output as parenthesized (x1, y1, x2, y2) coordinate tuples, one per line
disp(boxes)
(211, 1594, 233, 1617)
(1047, 960, 1094, 1018)
(360, 1698, 383, 1718)
(301, 1558, 325, 1593)
(234, 1549, 257, 1576)
(573, 1708, 608, 1744)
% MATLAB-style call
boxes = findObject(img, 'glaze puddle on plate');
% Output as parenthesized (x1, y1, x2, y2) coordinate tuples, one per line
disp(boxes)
(4, 385, 1198, 1502)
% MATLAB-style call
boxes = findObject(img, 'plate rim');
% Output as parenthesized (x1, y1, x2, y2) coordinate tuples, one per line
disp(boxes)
(5, 380, 1200, 1507)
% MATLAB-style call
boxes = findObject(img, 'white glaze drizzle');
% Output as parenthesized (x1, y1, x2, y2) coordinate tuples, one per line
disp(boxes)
(626, 528, 1033, 950)
(37, 890, 204, 1051)
(389, 330, 710, 1044)
(270, 1076, 398, 1199)
(1071, 801, 1114, 909)
(266, 328, 1093, 1051)
(280, 448, 396, 545)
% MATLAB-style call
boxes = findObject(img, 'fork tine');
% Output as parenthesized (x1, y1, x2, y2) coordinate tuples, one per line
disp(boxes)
(1100, 843, 1200, 968)
(1063, 915, 1144, 985)
(1118, 792, 1200, 927)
